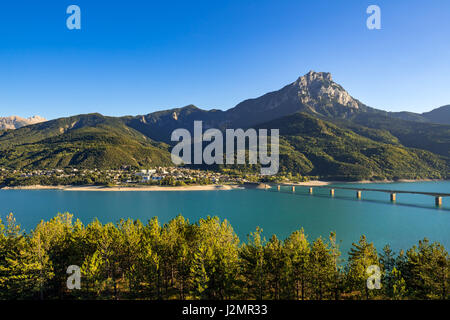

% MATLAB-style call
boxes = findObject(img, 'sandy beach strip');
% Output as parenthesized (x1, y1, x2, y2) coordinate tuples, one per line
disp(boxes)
(0, 184, 242, 191)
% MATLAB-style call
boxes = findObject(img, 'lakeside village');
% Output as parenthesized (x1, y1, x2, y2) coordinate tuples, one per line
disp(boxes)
(0, 166, 311, 188)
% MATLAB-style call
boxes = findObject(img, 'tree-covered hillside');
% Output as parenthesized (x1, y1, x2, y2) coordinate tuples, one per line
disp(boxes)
(0, 114, 172, 169)
(0, 112, 448, 180)
(345, 113, 450, 158)
(258, 113, 449, 180)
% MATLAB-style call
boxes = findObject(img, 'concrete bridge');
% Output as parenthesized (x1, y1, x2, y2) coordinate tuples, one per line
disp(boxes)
(267, 184, 449, 207)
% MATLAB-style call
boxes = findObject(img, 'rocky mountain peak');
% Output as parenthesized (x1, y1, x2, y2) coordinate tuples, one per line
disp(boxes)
(292, 71, 359, 110)
(28, 115, 46, 122)
(225, 71, 365, 127)
(296, 71, 333, 85)
(0, 115, 47, 130)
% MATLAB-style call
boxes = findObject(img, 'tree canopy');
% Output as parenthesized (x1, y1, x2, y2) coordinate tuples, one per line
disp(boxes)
(0, 213, 448, 300)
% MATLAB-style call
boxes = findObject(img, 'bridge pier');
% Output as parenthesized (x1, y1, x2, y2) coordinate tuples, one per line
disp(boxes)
(390, 193, 396, 202)
(274, 185, 447, 208)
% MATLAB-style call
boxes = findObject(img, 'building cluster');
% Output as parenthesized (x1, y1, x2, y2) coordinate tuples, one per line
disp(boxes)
(134, 167, 243, 184)
(0, 166, 246, 185)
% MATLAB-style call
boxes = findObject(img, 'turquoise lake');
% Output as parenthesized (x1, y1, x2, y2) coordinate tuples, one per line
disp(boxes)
(0, 181, 449, 257)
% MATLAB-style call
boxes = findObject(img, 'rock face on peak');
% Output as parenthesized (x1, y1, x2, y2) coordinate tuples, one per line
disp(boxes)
(0, 115, 46, 130)
(293, 71, 360, 110)
(224, 71, 366, 127)
(294, 71, 333, 89)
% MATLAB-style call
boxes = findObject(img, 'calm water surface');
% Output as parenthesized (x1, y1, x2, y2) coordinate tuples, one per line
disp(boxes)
(0, 181, 448, 256)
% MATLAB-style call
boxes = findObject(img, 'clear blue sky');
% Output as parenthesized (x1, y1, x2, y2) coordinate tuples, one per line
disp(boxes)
(1, 0, 449, 119)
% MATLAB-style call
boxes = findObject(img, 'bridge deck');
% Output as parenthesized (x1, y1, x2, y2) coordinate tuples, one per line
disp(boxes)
(275, 184, 450, 197)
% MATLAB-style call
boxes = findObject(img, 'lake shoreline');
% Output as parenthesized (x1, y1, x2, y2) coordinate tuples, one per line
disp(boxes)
(0, 179, 444, 191)
(286, 178, 442, 186)
(0, 184, 243, 191)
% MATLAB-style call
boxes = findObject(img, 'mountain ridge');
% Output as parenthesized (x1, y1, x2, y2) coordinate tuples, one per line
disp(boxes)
(0, 71, 448, 180)
(0, 113, 172, 169)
